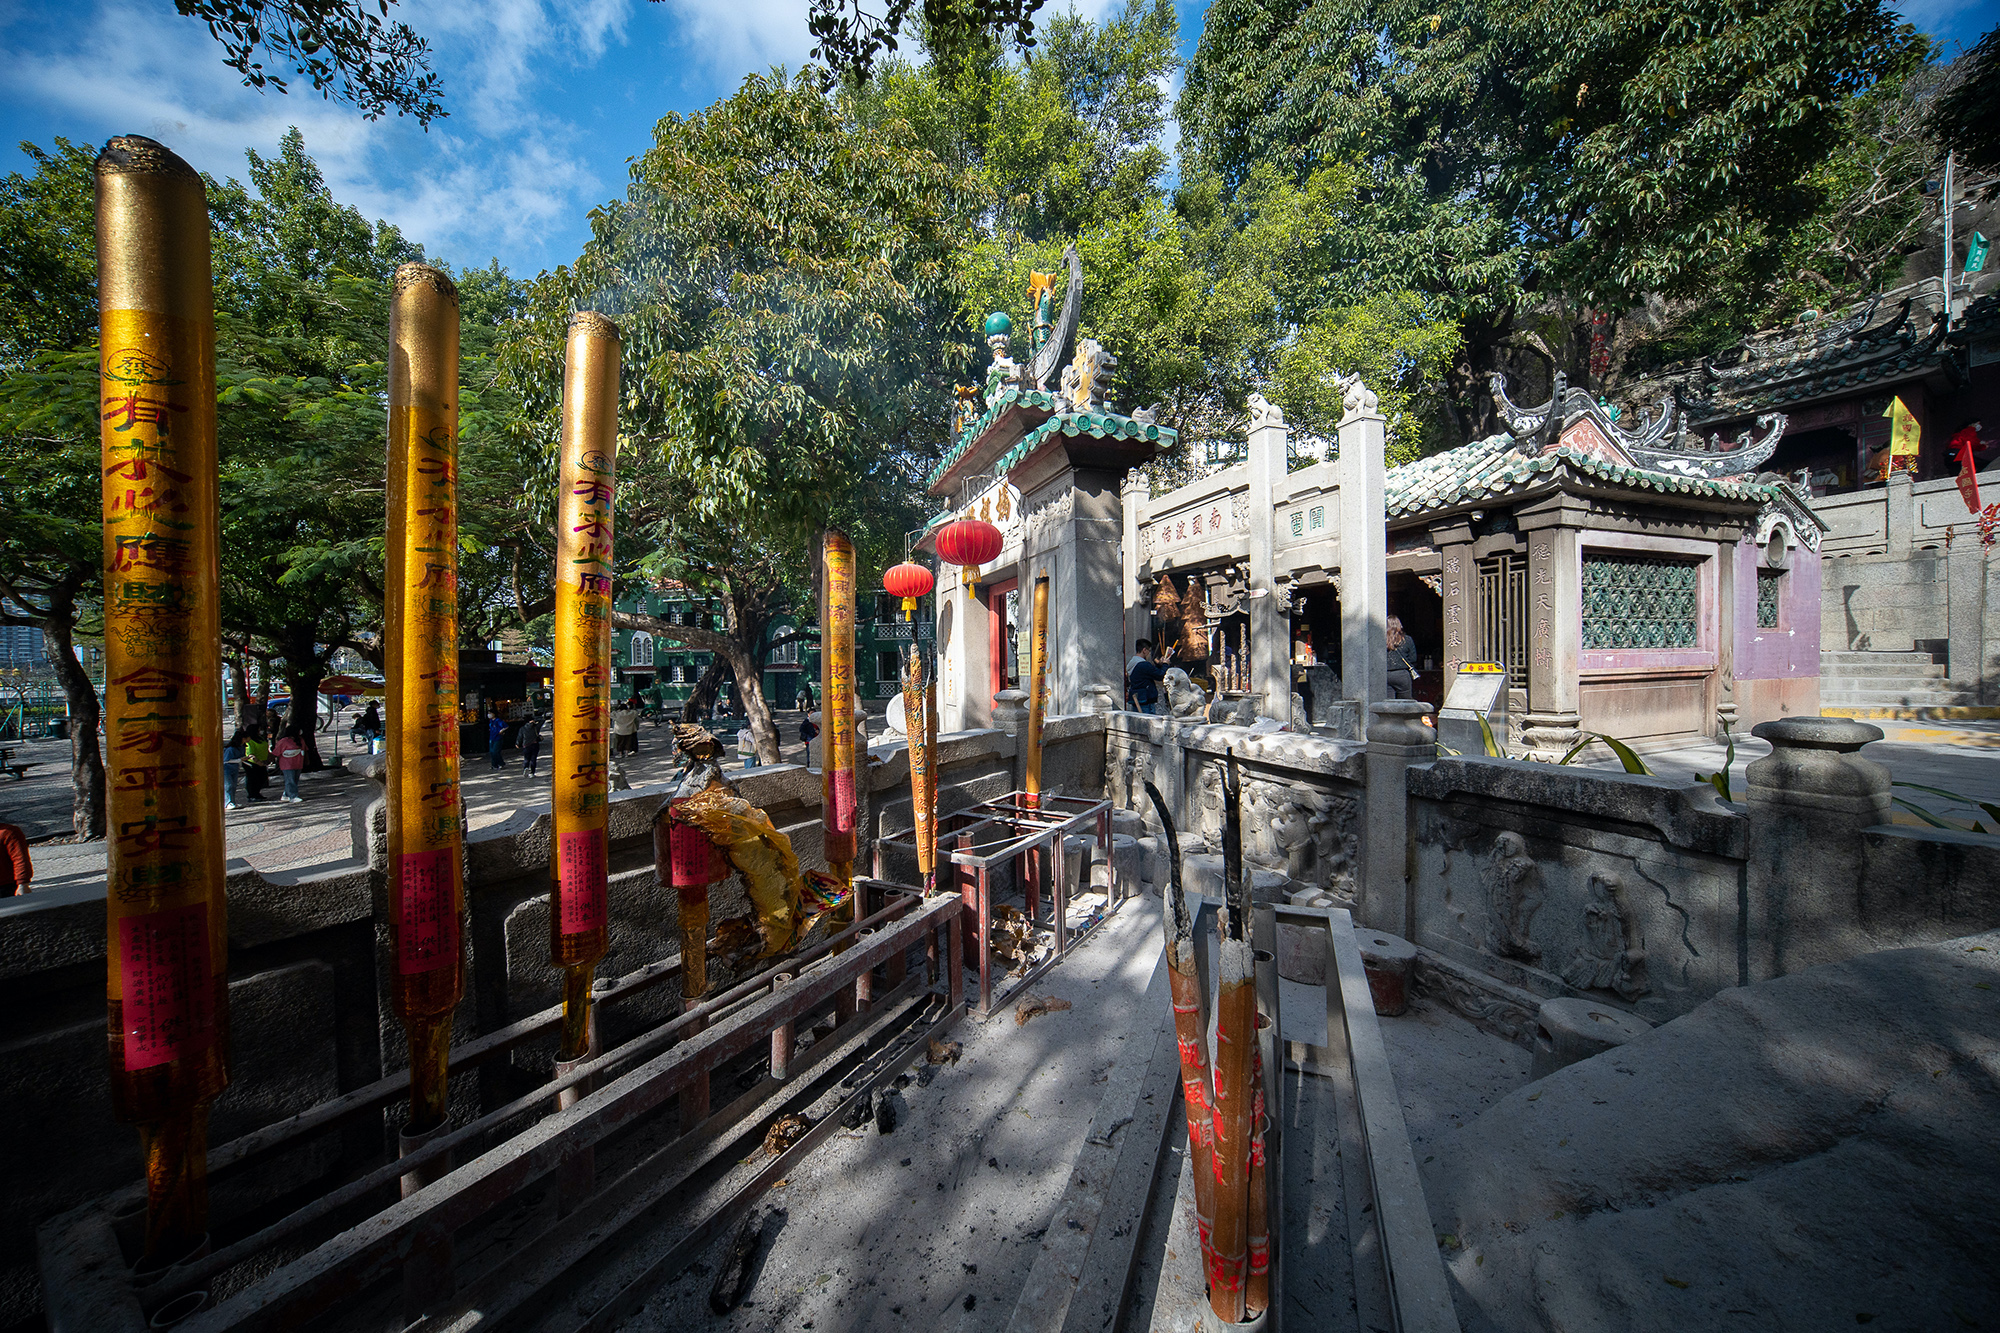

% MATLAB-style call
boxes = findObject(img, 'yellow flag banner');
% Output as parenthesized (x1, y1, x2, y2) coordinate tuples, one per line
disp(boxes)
(1883, 396, 1921, 464)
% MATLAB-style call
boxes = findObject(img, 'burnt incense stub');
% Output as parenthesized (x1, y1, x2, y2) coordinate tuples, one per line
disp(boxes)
(96, 134, 200, 179)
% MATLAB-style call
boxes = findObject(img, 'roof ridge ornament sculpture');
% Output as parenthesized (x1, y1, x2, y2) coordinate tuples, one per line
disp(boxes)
(1028, 245, 1083, 393)
(1486, 371, 1785, 480)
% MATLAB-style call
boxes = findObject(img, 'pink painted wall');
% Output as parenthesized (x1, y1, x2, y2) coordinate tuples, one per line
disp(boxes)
(1735, 534, 1821, 681)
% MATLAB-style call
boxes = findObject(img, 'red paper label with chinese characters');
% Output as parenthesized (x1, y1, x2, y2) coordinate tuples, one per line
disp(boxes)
(118, 902, 217, 1071)
(828, 768, 855, 836)
(396, 847, 459, 974)
(559, 828, 607, 934)
(669, 817, 718, 890)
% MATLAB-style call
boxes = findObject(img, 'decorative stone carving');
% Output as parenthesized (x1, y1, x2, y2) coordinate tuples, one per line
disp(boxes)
(1068, 338, 1118, 413)
(1483, 831, 1544, 962)
(1335, 372, 1380, 422)
(1290, 691, 1308, 733)
(1247, 393, 1285, 428)
(1163, 668, 1207, 719)
(1561, 870, 1649, 1000)
(1231, 493, 1250, 533)
(1306, 664, 1341, 727)
(1021, 490, 1075, 553)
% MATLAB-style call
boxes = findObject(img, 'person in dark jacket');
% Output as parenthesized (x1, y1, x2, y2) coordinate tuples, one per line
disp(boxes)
(518, 713, 544, 778)
(1126, 639, 1174, 714)
(1387, 616, 1419, 699)
(487, 710, 507, 769)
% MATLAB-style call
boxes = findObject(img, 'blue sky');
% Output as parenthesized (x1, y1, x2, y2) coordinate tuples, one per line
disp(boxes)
(0, 0, 1989, 280)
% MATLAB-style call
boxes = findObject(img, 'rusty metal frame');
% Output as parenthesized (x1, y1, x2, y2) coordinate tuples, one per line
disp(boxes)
(876, 791, 1116, 1017)
(39, 888, 965, 1333)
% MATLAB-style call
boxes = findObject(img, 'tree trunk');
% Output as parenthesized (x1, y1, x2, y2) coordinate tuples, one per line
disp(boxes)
(285, 666, 328, 771)
(43, 614, 104, 840)
(227, 653, 252, 731)
(683, 656, 727, 723)
(723, 640, 782, 765)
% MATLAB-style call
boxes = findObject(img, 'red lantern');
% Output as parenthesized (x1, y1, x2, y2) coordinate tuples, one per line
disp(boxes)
(884, 561, 936, 618)
(935, 518, 1003, 571)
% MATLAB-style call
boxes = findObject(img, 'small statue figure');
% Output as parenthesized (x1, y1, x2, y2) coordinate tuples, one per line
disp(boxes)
(1247, 393, 1284, 427)
(1271, 800, 1316, 880)
(1069, 339, 1117, 413)
(1028, 269, 1059, 355)
(953, 383, 983, 436)
(1562, 871, 1649, 1000)
(1483, 831, 1543, 962)
(983, 311, 1017, 405)
(1163, 666, 1207, 719)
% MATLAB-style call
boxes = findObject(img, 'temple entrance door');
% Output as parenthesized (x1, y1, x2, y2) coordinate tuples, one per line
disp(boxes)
(984, 578, 1020, 704)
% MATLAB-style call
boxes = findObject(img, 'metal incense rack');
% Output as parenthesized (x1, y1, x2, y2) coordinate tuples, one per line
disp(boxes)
(875, 791, 1120, 1017)
(39, 884, 964, 1333)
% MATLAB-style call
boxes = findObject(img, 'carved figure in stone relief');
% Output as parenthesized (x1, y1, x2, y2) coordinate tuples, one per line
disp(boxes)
(1290, 691, 1309, 732)
(1271, 801, 1316, 880)
(1483, 832, 1543, 962)
(1195, 765, 1226, 840)
(1562, 871, 1649, 1000)
(1164, 668, 1207, 719)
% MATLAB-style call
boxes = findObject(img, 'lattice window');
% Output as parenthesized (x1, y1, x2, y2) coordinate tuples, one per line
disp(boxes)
(1582, 554, 1700, 649)
(1756, 568, 1782, 629)
(628, 632, 653, 667)
(1477, 552, 1529, 689)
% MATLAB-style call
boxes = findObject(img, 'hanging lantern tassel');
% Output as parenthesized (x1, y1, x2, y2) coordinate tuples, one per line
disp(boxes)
(884, 561, 935, 621)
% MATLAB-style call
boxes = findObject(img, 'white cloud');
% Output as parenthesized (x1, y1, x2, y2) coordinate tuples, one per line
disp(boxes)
(646, 0, 819, 81)
(0, 0, 619, 272)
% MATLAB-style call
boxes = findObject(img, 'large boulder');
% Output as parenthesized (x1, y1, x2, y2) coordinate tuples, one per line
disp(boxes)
(1425, 931, 2000, 1332)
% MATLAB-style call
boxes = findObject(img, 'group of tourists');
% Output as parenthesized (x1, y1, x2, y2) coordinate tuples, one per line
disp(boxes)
(222, 716, 310, 807)
(1123, 616, 1424, 713)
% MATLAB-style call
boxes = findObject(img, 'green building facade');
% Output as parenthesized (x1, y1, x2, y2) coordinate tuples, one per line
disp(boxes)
(611, 586, 932, 714)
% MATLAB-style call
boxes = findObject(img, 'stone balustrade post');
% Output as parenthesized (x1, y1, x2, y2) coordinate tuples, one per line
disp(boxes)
(1361, 700, 1433, 937)
(1338, 385, 1388, 707)
(1745, 717, 1889, 981)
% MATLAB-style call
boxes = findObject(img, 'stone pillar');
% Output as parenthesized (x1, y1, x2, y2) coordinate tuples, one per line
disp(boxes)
(1247, 403, 1289, 718)
(1945, 541, 1985, 701)
(1715, 538, 1737, 736)
(1431, 519, 1474, 698)
(1121, 469, 1148, 673)
(1338, 385, 1388, 706)
(1744, 717, 1889, 982)
(1886, 467, 1914, 556)
(1520, 523, 1582, 757)
(940, 569, 991, 733)
(1360, 700, 1432, 938)
(1026, 469, 1126, 718)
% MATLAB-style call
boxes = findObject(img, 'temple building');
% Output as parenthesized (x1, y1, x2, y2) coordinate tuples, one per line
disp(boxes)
(924, 256, 1829, 755)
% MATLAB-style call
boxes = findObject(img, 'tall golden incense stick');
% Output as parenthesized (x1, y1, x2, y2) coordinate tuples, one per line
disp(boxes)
(385, 264, 465, 1136)
(1022, 574, 1050, 807)
(901, 645, 934, 893)
(821, 532, 858, 892)
(96, 135, 230, 1264)
(1208, 757, 1256, 1322)
(550, 313, 620, 1062)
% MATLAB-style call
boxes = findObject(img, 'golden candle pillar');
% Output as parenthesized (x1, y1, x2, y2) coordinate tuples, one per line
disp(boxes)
(820, 532, 858, 891)
(901, 646, 935, 893)
(550, 312, 620, 1062)
(96, 135, 229, 1265)
(386, 264, 465, 1135)
(1022, 574, 1050, 807)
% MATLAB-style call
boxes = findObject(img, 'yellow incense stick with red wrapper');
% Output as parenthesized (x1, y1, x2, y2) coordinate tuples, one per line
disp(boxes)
(550, 312, 619, 1061)
(96, 134, 230, 1266)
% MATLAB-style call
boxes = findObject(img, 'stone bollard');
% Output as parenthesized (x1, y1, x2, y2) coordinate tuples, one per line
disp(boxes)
(992, 688, 1030, 737)
(1529, 997, 1653, 1081)
(1111, 808, 1145, 839)
(1090, 833, 1144, 899)
(1356, 929, 1417, 1017)
(1362, 700, 1434, 938)
(1062, 835, 1093, 900)
(1745, 717, 1890, 980)
(1182, 852, 1226, 900)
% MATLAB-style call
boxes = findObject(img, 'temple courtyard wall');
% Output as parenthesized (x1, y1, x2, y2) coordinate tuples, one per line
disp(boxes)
(0, 705, 1996, 1328)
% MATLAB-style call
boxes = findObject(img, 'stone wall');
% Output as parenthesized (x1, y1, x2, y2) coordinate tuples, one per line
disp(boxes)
(1102, 709, 2000, 1045)
(1813, 469, 2000, 697)
(0, 730, 1025, 1333)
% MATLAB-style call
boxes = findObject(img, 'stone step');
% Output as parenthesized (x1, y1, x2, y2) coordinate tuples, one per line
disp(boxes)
(1819, 661, 1948, 680)
(1819, 686, 1976, 707)
(1820, 650, 1941, 667)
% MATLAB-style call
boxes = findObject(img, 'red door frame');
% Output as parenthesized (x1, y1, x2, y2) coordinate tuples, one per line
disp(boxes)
(984, 577, 1018, 706)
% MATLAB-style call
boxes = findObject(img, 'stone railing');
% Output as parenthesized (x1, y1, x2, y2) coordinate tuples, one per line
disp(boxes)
(1105, 709, 2000, 1042)
(0, 723, 1074, 1331)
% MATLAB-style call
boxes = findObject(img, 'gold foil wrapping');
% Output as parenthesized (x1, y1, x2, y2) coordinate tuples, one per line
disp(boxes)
(550, 312, 619, 1059)
(901, 646, 934, 888)
(385, 263, 465, 1132)
(96, 134, 230, 1262)
(1023, 575, 1050, 806)
(820, 532, 857, 878)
